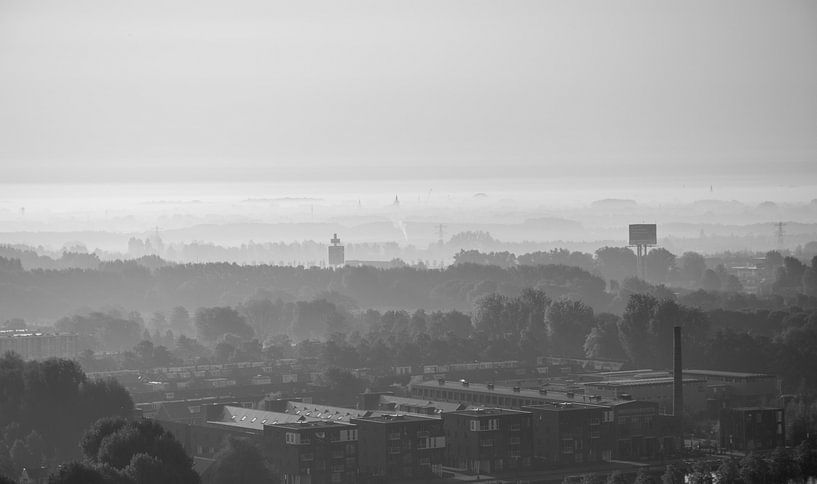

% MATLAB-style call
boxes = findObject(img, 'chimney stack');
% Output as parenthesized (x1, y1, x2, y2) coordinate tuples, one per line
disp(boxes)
(673, 325, 683, 419)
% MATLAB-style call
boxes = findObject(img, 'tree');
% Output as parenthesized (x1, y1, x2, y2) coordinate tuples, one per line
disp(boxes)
(661, 464, 684, 484)
(584, 313, 625, 360)
(169, 307, 193, 336)
(769, 446, 798, 483)
(723, 275, 743, 293)
(595, 247, 636, 283)
(605, 470, 629, 484)
(0, 354, 133, 462)
(795, 439, 817, 481)
(81, 418, 199, 484)
(700, 269, 721, 291)
(633, 468, 655, 484)
(644, 248, 676, 284)
(618, 294, 658, 367)
(195, 307, 254, 343)
(715, 457, 740, 484)
(48, 462, 109, 484)
(545, 299, 594, 357)
(203, 437, 273, 484)
(579, 473, 604, 484)
(687, 461, 712, 484)
(739, 452, 770, 484)
(678, 252, 706, 287)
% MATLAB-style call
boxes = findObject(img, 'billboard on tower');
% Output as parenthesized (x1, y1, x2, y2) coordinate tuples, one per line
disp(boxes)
(629, 224, 657, 245)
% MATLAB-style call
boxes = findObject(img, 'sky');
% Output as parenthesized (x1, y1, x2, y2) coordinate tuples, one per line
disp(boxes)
(1, 0, 816, 183)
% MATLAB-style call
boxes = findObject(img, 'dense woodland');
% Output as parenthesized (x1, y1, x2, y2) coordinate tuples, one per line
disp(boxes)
(2, 243, 817, 323)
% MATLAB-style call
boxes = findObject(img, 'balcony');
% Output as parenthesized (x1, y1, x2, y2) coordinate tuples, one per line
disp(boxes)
(388, 433, 401, 440)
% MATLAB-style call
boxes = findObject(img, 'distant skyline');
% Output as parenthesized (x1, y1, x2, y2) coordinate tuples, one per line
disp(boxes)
(1, 0, 816, 183)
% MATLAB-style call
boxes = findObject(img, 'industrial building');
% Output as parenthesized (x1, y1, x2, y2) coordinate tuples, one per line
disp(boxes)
(581, 377, 708, 415)
(718, 407, 785, 451)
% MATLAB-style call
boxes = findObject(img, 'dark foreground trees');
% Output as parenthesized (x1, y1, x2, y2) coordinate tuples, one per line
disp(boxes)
(0, 353, 133, 473)
(50, 418, 199, 484)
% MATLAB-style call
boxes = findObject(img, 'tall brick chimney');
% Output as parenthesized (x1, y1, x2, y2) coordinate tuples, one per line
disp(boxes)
(673, 325, 683, 421)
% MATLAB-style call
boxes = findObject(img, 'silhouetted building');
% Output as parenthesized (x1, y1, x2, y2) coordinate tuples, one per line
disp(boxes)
(328, 234, 345, 266)
(351, 414, 445, 482)
(718, 407, 784, 451)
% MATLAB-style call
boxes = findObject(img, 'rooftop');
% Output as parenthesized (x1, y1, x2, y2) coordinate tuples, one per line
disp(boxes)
(683, 369, 775, 379)
(523, 401, 603, 412)
(413, 379, 627, 406)
(271, 420, 353, 430)
(584, 377, 706, 388)
(285, 402, 381, 422)
(350, 413, 440, 424)
(448, 407, 531, 417)
(379, 394, 471, 414)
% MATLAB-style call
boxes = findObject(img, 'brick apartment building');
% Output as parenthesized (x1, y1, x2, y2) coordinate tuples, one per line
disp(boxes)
(266, 420, 359, 484)
(442, 408, 534, 475)
(350, 414, 445, 482)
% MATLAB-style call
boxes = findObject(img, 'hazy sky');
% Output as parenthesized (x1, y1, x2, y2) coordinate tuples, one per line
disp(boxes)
(1, 0, 816, 182)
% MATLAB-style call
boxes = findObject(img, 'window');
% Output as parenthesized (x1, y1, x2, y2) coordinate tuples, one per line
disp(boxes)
(562, 439, 574, 454)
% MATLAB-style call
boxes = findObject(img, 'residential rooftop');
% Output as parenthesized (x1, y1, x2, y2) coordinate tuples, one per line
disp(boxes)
(412, 379, 628, 406)
(447, 407, 531, 417)
(350, 413, 440, 424)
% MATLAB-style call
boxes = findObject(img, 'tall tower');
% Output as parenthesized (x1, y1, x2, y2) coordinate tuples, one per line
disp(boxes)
(673, 326, 684, 445)
(328, 233, 345, 267)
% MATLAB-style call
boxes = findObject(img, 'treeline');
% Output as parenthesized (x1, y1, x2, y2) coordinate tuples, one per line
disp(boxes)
(0, 258, 609, 321)
(457, 247, 817, 295)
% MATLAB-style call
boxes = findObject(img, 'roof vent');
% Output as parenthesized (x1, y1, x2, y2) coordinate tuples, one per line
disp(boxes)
(461, 380, 469, 387)
(487, 383, 494, 390)
(539, 389, 548, 395)
(513, 386, 521, 393)
(437, 378, 445, 385)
